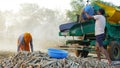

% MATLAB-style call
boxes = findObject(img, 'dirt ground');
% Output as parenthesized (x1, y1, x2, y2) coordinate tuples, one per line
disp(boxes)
(0, 51, 15, 59)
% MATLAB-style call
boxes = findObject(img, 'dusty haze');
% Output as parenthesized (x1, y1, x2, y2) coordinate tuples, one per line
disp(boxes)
(0, 3, 69, 52)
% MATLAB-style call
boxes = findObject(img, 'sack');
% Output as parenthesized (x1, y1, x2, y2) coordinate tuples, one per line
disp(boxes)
(82, 5, 94, 19)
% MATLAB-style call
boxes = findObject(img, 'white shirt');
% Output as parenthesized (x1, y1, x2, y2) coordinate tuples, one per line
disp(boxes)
(93, 15, 106, 35)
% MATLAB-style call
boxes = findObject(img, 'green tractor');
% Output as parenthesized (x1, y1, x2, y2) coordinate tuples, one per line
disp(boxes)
(59, 2, 120, 60)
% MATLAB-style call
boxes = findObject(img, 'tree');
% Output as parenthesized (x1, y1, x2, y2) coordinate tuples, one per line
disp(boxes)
(4, 3, 68, 39)
(117, 6, 120, 10)
(15, 3, 61, 31)
(66, 0, 84, 22)
(66, 0, 101, 21)
(66, 0, 119, 21)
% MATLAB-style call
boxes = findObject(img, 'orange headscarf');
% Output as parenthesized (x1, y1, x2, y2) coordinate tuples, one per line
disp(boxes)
(23, 32, 32, 51)
(24, 32, 32, 43)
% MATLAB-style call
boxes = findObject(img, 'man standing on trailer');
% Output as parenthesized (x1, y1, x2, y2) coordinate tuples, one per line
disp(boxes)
(83, 8, 111, 64)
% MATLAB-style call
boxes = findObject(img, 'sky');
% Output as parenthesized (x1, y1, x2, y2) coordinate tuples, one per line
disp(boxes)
(0, 0, 71, 12)
(103, 0, 120, 6)
(0, 0, 119, 12)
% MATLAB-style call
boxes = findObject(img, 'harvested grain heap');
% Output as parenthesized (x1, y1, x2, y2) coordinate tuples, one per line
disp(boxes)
(0, 51, 114, 68)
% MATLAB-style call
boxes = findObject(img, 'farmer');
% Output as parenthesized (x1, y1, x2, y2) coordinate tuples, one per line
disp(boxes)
(17, 32, 33, 52)
(83, 8, 111, 64)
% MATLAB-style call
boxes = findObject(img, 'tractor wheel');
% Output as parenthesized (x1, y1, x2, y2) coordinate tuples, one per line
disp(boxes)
(108, 41, 120, 60)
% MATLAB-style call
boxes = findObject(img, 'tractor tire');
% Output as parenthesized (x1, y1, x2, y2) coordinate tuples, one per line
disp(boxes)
(108, 41, 120, 60)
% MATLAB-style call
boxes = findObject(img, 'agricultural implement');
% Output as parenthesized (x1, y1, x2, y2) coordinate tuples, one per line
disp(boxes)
(59, 2, 120, 60)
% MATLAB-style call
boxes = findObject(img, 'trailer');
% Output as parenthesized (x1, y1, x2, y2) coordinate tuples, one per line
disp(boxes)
(59, 2, 120, 60)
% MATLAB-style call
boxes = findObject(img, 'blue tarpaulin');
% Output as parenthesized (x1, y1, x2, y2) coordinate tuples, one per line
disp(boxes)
(59, 22, 77, 32)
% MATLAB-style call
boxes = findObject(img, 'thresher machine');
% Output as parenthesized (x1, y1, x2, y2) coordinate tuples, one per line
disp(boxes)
(59, 1, 120, 60)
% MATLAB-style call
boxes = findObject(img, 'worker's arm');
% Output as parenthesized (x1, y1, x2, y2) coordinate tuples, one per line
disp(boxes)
(84, 12, 94, 19)
(17, 34, 24, 52)
(17, 38, 22, 52)
(30, 38, 33, 52)
(17, 44, 20, 52)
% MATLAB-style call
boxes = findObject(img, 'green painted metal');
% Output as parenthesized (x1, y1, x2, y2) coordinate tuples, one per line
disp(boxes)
(70, 20, 95, 36)
(59, 2, 120, 58)
(106, 22, 120, 38)
(59, 20, 95, 36)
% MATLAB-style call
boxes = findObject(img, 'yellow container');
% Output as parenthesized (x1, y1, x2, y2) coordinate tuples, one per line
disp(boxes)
(96, 2, 120, 24)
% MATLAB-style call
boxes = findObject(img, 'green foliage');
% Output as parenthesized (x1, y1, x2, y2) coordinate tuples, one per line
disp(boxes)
(66, 0, 120, 21)
(117, 6, 120, 10)
(66, 0, 84, 21)
(2, 3, 68, 34)
(117, 6, 120, 8)
(66, 0, 101, 21)
(90, 0, 101, 5)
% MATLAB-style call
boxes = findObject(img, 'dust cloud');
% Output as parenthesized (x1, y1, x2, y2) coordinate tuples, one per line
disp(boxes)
(0, 3, 69, 52)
